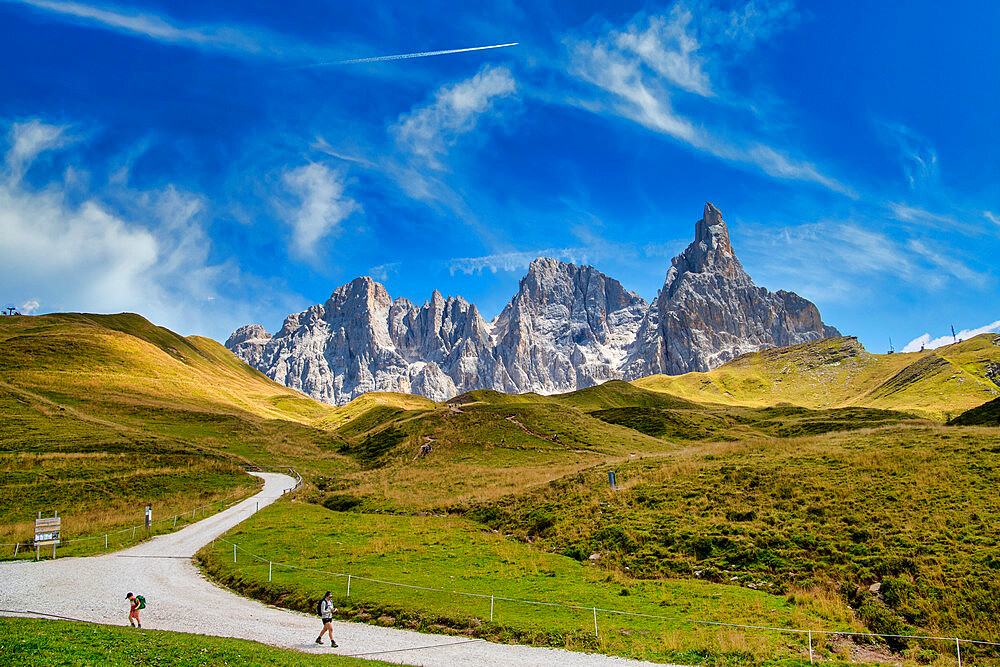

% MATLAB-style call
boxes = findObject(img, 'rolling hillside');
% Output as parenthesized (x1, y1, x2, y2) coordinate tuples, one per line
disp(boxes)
(0, 312, 351, 544)
(6, 312, 1000, 659)
(633, 334, 1000, 420)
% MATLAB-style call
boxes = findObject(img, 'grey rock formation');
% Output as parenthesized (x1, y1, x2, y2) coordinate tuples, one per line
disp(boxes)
(227, 203, 839, 405)
(623, 203, 839, 377)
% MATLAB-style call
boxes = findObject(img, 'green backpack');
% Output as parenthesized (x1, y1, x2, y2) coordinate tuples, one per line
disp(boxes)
(136, 595, 146, 610)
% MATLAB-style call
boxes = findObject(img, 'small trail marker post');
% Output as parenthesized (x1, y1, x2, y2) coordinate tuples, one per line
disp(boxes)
(608, 471, 617, 489)
(34, 511, 61, 560)
(145, 505, 152, 536)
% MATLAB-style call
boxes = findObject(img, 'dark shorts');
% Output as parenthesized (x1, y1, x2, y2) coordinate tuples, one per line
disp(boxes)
(321, 617, 332, 626)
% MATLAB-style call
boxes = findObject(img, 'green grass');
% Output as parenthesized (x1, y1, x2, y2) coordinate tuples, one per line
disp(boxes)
(197, 500, 861, 666)
(0, 313, 354, 547)
(7, 312, 1000, 665)
(0, 617, 386, 666)
(948, 397, 1000, 426)
(458, 424, 1000, 646)
(633, 335, 1000, 421)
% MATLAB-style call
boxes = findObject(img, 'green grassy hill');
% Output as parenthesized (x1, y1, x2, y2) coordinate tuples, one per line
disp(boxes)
(633, 335, 1000, 420)
(0, 313, 352, 545)
(948, 396, 1000, 426)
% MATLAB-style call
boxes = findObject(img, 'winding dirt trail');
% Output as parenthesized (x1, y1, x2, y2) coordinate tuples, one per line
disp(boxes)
(0, 473, 663, 666)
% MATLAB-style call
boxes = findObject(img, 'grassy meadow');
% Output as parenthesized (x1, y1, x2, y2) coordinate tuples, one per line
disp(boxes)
(5, 313, 1000, 664)
(634, 335, 1000, 421)
(0, 617, 386, 666)
(197, 499, 864, 665)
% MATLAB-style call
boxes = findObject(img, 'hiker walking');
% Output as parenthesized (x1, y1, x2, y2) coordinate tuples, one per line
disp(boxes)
(315, 591, 338, 647)
(125, 592, 145, 628)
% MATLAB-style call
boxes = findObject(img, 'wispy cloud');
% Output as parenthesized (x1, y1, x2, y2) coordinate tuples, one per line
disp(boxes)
(366, 262, 399, 282)
(448, 236, 685, 276)
(6, 0, 273, 53)
(876, 121, 938, 190)
(392, 64, 516, 170)
(902, 320, 1000, 353)
(5, 118, 72, 180)
(449, 247, 591, 275)
(738, 218, 990, 302)
(888, 201, 988, 236)
(280, 163, 360, 261)
(985, 211, 1000, 227)
(564, 2, 850, 195)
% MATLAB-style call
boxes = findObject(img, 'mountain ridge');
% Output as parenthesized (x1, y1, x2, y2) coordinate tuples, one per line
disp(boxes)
(228, 203, 839, 405)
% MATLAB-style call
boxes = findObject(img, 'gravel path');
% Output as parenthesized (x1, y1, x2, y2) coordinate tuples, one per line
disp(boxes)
(0, 473, 665, 666)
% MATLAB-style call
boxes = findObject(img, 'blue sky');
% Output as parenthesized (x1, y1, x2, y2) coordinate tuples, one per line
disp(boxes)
(1, 0, 997, 353)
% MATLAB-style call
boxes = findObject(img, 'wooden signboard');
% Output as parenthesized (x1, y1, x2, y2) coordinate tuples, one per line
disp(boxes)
(34, 514, 61, 546)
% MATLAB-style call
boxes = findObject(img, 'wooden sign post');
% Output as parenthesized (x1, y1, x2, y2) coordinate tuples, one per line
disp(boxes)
(34, 511, 61, 560)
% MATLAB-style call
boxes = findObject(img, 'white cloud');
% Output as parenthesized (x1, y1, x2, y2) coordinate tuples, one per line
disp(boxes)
(0, 117, 302, 339)
(902, 320, 1000, 353)
(392, 64, 516, 169)
(612, 6, 713, 97)
(5, 119, 71, 180)
(18, 299, 40, 314)
(985, 211, 999, 227)
(281, 162, 360, 260)
(565, 4, 850, 195)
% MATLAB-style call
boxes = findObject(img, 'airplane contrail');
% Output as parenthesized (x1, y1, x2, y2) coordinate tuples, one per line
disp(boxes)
(294, 42, 518, 68)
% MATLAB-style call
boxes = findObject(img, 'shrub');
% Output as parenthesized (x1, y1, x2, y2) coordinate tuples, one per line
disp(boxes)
(323, 494, 361, 512)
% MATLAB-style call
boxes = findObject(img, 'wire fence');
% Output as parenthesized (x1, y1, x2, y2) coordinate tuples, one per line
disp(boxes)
(1, 481, 261, 559)
(210, 534, 1000, 667)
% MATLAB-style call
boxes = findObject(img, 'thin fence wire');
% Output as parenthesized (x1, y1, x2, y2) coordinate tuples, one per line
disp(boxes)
(1, 467, 295, 553)
(211, 534, 1000, 661)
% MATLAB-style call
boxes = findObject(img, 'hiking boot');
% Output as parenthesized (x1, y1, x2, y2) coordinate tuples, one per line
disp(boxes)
(315, 638, 322, 645)
(331, 641, 338, 648)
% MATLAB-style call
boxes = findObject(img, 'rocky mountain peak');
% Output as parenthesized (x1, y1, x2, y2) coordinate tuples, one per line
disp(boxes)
(664, 202, 746, 295)
(227, 203, 839, 405)
(225, 324, 270, 348)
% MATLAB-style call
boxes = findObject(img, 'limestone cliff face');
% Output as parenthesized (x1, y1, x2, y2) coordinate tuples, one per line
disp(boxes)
(227, 203, 839, 405)
(491, 257, 648, 394)
(623, 203, 839, 377)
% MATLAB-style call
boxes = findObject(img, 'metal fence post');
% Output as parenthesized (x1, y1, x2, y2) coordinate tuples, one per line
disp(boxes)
(132, 526, 136, 540)
(809, 630, 813, 663)
(956, 639, 962, 667)
(593, 607, 598, 638)
(233, 544, 237, 562)
(173, 516, 177, 528)
(105, 534, 108, 549)
(490, 595, 494, 622)
(347, 575, 351, 597)
(14, 542, 18, 558)
(268, 561, 272, 582)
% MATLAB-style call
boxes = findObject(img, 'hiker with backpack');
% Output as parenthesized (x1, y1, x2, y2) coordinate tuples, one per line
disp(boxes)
(315, 591, 338, 647)
(125, 592, 145, 628)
